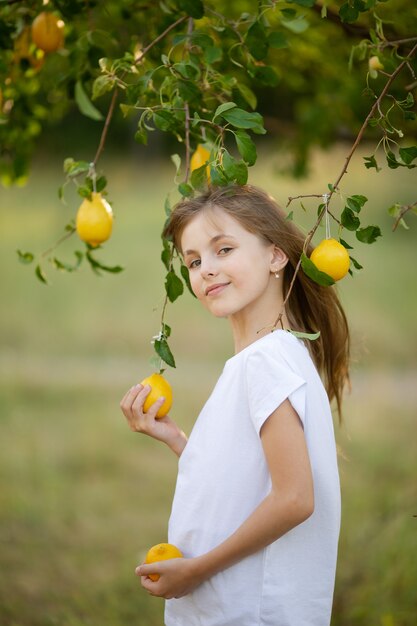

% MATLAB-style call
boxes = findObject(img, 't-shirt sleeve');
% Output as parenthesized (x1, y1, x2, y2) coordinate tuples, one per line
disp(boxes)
(245, 349, 307, 435)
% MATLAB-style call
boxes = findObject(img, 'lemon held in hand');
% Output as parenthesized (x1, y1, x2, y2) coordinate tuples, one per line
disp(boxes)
(145, 543, 183, 582)
(140, 373, 173, 419)
(310, 238, 350, 282)
(76, 192, 113, 247)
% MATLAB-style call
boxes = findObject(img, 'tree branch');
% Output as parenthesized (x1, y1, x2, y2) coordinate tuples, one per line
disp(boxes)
(273, 42, 417, 331)
(92, 87, 118, 167)
(92, 15, 189, 167)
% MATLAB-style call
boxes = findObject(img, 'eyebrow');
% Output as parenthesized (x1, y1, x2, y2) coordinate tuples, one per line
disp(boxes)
(183, 234, 237, 257)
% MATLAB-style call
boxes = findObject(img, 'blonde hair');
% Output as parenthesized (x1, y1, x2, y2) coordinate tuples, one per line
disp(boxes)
(163, 184, 350, 419)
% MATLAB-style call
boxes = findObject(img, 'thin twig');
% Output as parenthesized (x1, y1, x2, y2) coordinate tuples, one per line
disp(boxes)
(135, 15, 188, 65)
(330, 42, 417, 199)
(286, 193, 329, 207)
(41, 228, 76, 258)
(92, 87, 118, 166)
(392, 201, 417, 231)
(183, 18, 194, 183)
(380, 37, 417, 49)
(92, 15, 189, 168)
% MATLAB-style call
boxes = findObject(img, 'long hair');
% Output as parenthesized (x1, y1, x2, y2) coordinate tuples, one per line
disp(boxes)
(163, 184, 350, 419)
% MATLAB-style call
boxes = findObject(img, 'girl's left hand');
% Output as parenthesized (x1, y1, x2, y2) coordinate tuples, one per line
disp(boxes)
(136, 557, 204, 599)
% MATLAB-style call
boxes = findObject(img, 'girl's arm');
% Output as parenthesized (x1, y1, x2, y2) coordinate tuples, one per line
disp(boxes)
(120, 384, 188, 457)
(137, 398, 314, 598)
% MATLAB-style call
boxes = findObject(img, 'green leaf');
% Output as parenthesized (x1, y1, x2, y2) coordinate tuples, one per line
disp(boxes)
(64, 159, 91, 177)
(154, 109, 175, 131)
(75, 81, 104, 121)
(350, 255, 363, 270)
(347, 195, 367, 213)
(180, 263, 196, 297)
(90, 74, 115, 104)
(339, 3, 359, 22)
(209, 165, 228, 186)
(213, 102, 237, 121)
(204, 46, 222, 64)
(287, 329, 321, 340)
(171, 153, 181, 176)
(268, 31, 288, 48)
(154, 338, 176, 368)
(178, 182, 193, 197)
(341, 207, 361, 231)
(251, 65, 280, 87)
(190, 163, 208, 190)
(234, 130, 257, 166)
(222, 151, 248, 185)
(165, 270, 184, 303)
(17, 250, 34, 264)
(161, 239, 172, 271)
(221, 108, 266, 134)
(175, 0, 204, 19)
(386, 150, 400, 169)
(236, 83, 257, 110)
(363, 154, 380, 171)
(301, 253, 335, 286)
(287, 0, 315, 6)
(51, 252, 84, 272)
(35, 264, 48, 285)
(162, 322, 172, 339)
(245, 21, 269, 61)
(399, 146, 417, 166)
(281, 17, 309, 33)
(134, 127, 148, 145)
(339, 238, 353, 250)
(355, 225, 382, 244)
(177, 79, 201, 104)
(86, 251, 124, 274)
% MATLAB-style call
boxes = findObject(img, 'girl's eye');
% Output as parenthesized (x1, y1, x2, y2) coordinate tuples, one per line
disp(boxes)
(218, 247, 233, 255)
(189, 259, 201, 269)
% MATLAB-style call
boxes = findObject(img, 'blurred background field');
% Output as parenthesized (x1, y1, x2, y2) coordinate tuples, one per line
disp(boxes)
(1, 144, 416, 625)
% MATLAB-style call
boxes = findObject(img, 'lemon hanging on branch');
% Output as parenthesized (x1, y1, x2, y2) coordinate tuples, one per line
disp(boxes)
(190, 144, 211, 182)
(310, 238, 350, 281)
(31, 12, 65, 53)
(76, 192, 113, 247)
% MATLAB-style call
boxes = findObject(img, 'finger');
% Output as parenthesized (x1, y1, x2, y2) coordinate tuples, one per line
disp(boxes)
(120, 384, 143, 412)
(143, 395, 166, 419)
(136, 563, 159, 577)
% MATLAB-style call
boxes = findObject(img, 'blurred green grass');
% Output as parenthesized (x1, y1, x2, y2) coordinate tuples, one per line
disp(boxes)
(0, 147, 416, 625)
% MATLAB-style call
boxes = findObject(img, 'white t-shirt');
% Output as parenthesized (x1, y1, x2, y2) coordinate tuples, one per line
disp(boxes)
(166, 330, 341, 626)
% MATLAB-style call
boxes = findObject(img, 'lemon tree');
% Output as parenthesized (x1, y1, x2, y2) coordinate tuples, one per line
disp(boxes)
(2, 0, 417, 367)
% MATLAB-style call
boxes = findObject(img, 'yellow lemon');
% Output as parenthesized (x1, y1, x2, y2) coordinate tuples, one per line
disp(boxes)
(140, 373, 173, 419)
(145, 543, 183, 582)
(31, 12, 65, 53)
(76, 192, 113, 247)
(190, 144, 211, 182)
(310, 238, 350, 281)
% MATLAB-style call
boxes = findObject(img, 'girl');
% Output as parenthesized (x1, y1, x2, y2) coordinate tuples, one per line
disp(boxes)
(120, 184, 350, 626)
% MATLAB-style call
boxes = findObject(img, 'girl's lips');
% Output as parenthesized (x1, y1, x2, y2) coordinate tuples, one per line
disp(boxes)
(205, 283, 230, 296)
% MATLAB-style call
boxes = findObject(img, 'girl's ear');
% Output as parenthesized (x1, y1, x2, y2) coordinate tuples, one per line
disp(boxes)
(270, 246, 288, 272)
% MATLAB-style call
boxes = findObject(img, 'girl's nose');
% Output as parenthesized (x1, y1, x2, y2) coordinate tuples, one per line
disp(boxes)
(200, 260, 218, 279)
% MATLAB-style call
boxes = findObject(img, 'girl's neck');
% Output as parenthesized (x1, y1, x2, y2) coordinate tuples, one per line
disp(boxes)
(229, 303, 290, 355)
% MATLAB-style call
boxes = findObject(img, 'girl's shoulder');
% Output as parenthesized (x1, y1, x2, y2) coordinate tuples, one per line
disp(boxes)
(225, 329, 308, 369)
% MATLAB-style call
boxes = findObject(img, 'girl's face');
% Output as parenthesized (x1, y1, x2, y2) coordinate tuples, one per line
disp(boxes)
(180, 207, 286, 320)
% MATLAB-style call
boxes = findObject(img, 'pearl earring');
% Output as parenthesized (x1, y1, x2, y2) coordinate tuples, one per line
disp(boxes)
(274, 272, 280, 279)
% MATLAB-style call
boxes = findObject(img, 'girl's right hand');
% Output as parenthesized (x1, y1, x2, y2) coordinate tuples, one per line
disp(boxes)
(119, 384, 187, 457)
